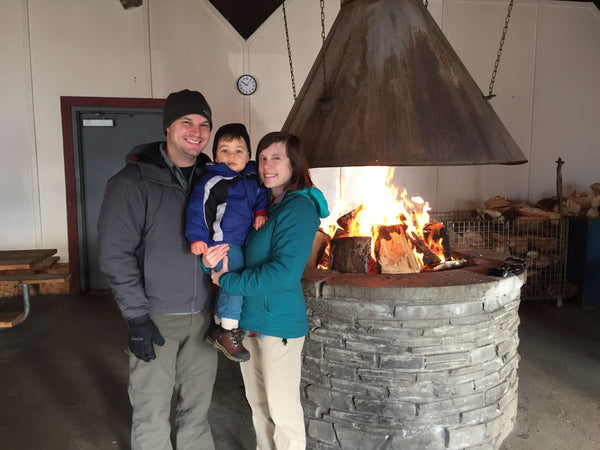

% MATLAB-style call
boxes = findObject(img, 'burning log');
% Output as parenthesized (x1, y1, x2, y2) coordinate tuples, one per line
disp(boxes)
(336, 205, 364, 231)
(328, 236, 372, 273)
(306, 229, 331, 268)
(423, 222, 452, 259)
(332, 228, 347, 239)
(428, 258, 468, 271)
(374, 225, 420, 274)
(406, 232, 441, 267)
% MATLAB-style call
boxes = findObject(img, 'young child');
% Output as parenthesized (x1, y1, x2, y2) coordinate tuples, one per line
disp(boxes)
(186, 123, 268, 362)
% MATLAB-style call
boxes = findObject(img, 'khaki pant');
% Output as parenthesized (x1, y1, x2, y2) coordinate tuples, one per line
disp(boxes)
(240, 335, 306, 450)
(128, 312, 218, 450)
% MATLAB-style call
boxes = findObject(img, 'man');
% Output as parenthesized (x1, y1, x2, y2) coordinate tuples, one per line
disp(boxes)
(98, 89, 221, 449)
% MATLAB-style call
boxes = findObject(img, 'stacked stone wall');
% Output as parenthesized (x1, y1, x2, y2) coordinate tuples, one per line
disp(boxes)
(301, 274, 524, 450)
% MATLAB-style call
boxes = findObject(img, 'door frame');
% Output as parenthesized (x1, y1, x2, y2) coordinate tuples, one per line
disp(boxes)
(61, 96, 165, 294)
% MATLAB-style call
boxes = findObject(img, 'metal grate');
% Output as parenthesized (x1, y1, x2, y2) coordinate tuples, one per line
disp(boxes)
(431, 212, 569, 301)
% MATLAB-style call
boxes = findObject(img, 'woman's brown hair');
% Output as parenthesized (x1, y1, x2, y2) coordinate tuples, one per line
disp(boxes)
(256, 131, 314, 192)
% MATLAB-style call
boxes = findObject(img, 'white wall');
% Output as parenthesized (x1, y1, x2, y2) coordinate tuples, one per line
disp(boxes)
(437, 0, 538, 210)
(149, 0, 245, 125)
(530, 2, 600, 199)
(1, 0, 40, 248)
(0, 0, 599, 261)
(26, 0, 150, 257)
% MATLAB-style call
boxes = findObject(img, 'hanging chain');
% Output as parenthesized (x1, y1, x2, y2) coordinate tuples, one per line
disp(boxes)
(282, 1, 297, 101)
(423, 0, 429, 7)
(320, 0, 329, 98)
(485, 0, 514, 100)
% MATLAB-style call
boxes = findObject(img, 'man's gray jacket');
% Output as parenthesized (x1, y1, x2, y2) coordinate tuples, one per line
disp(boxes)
(97, 142, 214, 321)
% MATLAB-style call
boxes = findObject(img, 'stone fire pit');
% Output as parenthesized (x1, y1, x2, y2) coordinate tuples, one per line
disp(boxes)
(300, 246, 524, 449)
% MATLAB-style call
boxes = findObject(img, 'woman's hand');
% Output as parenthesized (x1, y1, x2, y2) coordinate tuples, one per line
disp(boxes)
(211, 256, 229, 287)
(202, 243, 229, 269)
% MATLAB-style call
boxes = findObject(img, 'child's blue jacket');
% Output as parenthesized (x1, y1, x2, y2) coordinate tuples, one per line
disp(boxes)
(186, 161, 268, 246)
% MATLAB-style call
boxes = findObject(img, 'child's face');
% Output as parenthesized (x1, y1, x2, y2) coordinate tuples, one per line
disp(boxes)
(215, 137, 250, 172)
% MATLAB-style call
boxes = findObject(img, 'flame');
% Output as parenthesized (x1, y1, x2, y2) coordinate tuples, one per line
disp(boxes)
(320, 167, 447, 270)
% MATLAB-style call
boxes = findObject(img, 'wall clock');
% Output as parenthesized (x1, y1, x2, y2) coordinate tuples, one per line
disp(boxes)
(237, 74, 257, 95)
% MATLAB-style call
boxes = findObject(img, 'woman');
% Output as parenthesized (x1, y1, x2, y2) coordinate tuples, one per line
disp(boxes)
(206, 131, 329, 449)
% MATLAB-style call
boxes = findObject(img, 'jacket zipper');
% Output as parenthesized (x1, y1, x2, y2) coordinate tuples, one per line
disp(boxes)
(264, 295, 272, 316)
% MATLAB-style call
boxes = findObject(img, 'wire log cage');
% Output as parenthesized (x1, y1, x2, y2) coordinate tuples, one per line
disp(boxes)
(431, 212, 568, 301)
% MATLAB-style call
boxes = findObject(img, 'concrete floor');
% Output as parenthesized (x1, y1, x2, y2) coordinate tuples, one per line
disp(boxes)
(0, 293, 598, 450)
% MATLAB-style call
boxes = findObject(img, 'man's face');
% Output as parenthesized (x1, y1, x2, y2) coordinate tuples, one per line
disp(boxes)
(165, 114, 211, 167)
(215, 137, 250, 173)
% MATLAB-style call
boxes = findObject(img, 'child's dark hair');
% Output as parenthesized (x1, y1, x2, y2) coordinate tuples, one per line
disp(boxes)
(256, 132, 314, 192)
(211, 123, 251, 160)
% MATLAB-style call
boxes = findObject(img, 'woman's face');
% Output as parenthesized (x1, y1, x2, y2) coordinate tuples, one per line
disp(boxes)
(258, 141, 293, 198)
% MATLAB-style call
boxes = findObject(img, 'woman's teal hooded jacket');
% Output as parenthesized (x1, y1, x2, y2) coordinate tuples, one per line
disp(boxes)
(219, 187, 329, 338)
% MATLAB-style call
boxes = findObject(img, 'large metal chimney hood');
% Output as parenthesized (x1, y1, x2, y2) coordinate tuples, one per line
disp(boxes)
(281, 0, 528, 167)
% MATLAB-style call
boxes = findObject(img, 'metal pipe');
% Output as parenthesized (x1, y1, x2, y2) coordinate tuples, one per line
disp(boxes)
(0, 283, 31, 330)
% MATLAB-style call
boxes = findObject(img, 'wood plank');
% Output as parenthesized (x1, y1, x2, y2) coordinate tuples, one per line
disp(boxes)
(516, 204, 561, 220)
(0, 249, 58, 270)
(0, 273, 70, 285)
(0, 311, 24, 328)
(34, 256, 60, 269)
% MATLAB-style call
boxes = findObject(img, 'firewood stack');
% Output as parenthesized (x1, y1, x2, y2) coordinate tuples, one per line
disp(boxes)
(445, 185, 598, 298)
(475, 181, 600, 222)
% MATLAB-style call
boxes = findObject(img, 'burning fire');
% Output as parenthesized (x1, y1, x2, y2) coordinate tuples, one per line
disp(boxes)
(320, 167, 448, 271)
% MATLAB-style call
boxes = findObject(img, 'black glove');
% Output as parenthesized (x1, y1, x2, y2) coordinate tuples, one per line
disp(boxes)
(127, 315, 165, 362)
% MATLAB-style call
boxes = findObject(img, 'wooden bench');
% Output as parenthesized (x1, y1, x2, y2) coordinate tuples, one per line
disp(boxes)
(33, 256, 60, 269)
(0, 273, 70, 328)
(0, 273, 70, 286)
(0, 249, 58, 270)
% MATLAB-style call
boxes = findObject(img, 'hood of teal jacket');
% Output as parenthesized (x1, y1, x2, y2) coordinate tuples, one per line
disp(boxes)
(292, 187, 330, 219)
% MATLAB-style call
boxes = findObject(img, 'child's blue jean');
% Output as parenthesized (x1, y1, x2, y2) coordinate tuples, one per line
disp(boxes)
(214, 244, 244, 321)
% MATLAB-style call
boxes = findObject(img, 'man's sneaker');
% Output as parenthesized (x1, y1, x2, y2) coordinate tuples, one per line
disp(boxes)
(204, 322, 220, 346)
(214, 327, 250, 362)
